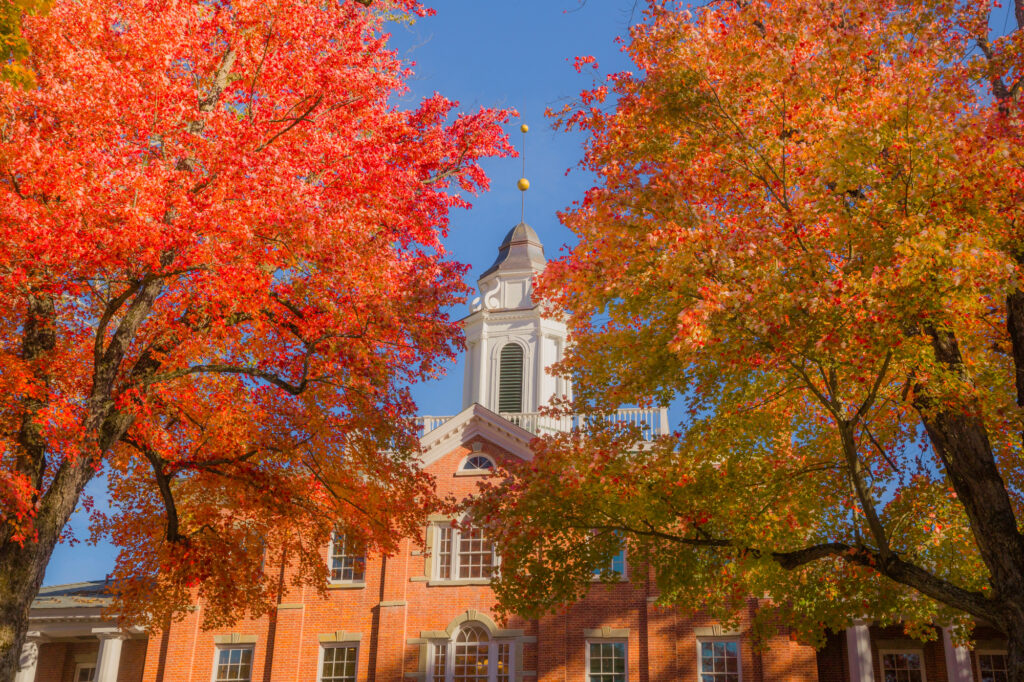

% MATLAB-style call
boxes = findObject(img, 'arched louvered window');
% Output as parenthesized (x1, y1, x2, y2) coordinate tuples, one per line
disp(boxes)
(497, 344, 524, 413)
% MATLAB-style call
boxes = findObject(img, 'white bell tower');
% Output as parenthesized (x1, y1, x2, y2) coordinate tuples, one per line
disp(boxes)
(462, 222, 570, 414)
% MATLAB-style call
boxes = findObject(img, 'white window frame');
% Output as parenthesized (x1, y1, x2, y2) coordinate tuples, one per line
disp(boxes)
(317, 642, 360, 682)
(74, 663, 97, 682)
(976, 649, 1009, 682)
(696, 638, 742, 682)
(428, 624, 514, 682)
(328, 532, 366, 585)
(585, 639, 628, 682)
(590, 532, 627, 582)
(457, 454, 496, 474)
(210, 645, 255, 682)
(878, 648, 926, 682)
(431, 517, 499, 581)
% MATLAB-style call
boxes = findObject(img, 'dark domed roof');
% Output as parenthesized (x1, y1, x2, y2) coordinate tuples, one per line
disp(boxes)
(479, 222, 546, 279)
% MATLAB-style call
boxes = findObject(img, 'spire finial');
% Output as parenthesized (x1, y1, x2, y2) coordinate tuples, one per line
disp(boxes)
(518, 123, 529, 222)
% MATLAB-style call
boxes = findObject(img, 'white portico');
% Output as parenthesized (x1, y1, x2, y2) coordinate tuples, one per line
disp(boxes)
(17, 581, 145, 682)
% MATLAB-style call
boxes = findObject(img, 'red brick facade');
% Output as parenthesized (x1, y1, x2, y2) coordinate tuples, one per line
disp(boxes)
(135, 422, 825, 682)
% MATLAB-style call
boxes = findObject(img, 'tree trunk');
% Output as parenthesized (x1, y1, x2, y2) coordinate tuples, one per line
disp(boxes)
(0, 455, 96, 681)
(916, 328, 1024, 601)
(0, 541, 58, 682)
(1008, 620, 1024, 682)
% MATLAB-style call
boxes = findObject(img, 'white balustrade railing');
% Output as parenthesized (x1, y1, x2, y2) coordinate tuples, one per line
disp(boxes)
(415, 406, 669, 440)
(416, 415, 452, 435)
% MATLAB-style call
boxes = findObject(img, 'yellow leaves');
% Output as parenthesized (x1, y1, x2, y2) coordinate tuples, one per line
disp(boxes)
(0, 0, 52, 86)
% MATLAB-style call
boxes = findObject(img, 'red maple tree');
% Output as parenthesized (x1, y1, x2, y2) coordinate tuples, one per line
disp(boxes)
(0, 0, 512, 677)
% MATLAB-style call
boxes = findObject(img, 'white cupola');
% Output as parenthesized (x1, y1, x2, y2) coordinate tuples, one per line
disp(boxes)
(461, 223, 570, 414)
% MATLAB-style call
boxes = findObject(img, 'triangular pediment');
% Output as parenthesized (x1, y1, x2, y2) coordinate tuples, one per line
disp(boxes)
(418, 403, 536, 468)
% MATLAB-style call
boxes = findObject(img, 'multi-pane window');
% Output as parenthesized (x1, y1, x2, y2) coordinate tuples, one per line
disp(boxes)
(214, 647, 253, 682)
(588, 642, 626, 682)
(437, 526, 454, 579)
(459, 525, 494, 579)
(592, 538, 626, 580)
(75, 665, 96, 682)
(430, 624, 513, 682)
(329, 533, 365, 583)
(320, 645, 357, 682)
(495, 642, 511, 682)
(880, 651, 924, 682)
(699, 641, 740, 682)
(978, 652, 1009, 682)
(434, 519, 496, 581)
(432, 642, 448, 682)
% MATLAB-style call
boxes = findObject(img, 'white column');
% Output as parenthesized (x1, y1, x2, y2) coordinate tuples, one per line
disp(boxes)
(14, 639, 39, 682)
(846, 622, 874, 682)
(532, 327, 543, 413)
(943, 627, 973, 682)
(462, 340, 475, 408)
(478, 335, 489, 411)
(95, 633, 126, 682)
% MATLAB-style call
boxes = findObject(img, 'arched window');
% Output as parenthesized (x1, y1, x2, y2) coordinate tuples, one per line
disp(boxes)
(461, 455, 495, 472)
(431, 624, 512, 682)
(497, 343, 524, 413)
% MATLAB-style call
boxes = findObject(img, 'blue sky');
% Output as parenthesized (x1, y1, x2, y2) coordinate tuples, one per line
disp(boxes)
(45, 0, 643, 586)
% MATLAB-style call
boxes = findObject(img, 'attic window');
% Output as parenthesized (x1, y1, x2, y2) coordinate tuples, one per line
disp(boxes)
(498, 343, 524, 413)
(462, 455, 495, 471)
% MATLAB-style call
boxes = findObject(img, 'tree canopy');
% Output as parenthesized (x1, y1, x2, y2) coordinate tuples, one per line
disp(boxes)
(0, 0, 511, 676)
(474, 0, 1024, 676)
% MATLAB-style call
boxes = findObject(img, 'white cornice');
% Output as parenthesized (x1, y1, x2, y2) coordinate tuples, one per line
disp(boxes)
(461, 306, 543, 325)
(418, 404, 535, 468)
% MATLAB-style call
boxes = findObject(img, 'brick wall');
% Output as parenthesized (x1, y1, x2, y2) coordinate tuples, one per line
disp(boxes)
(127, 428, 824, 682)
(36, 642, 70, 682)
(815, 630, 848, 682)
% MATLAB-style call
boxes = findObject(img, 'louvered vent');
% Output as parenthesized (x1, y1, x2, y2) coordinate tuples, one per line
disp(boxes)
(498, 344, 524, 413)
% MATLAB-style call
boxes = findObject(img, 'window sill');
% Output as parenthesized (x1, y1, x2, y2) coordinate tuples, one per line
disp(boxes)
(590, 575, 627, 583)
(453, 470, 492, 477)
(426, 579, 493, 586)
(327, 582, 367, 590)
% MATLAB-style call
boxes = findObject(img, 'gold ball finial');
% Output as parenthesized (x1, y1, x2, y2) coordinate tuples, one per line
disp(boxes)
(520, 124, 529, 133)
(517, 178, 530, 191)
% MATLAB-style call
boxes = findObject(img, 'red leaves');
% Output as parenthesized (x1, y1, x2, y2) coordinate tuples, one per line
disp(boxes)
(573, 55, 599, 73)
(0, 0, 513, 629)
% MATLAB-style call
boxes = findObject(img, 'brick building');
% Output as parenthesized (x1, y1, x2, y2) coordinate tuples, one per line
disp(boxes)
(22, 225, 1011, 682)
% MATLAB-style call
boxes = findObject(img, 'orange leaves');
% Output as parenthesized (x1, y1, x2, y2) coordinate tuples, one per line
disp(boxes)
(482, 0, 1024, 644)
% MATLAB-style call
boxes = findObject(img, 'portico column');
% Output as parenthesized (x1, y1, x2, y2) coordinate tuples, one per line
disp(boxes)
(846, 622, 874, 682)
(13, 638, 39, 682)
(95, 633, 127, 682)
(943, 627, 973, 682)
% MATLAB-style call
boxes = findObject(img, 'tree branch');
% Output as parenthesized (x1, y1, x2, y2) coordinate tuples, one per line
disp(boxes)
(147, 361, 310, 395)
(122, 436, 181, 543)
(255, 94, 324, 152)
(578, 522, 996, 621)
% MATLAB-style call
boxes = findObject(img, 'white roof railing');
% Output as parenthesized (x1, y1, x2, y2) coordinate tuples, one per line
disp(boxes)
(415, 406, 670, 440)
